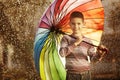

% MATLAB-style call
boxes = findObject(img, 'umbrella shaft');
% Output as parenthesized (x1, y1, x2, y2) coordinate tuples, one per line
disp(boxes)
(82, 41, 98, 47)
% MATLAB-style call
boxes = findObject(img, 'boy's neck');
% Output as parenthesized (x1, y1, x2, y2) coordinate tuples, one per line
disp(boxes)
(71, 33, 83, 39)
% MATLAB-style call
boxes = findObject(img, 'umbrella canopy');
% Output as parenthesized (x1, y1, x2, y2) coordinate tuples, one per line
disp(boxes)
(34, 0, 104, 80)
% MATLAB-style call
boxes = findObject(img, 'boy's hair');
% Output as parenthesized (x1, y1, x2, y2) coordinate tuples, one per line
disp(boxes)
(70, 11, 84, 22)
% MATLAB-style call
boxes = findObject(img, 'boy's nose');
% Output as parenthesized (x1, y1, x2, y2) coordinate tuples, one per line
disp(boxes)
(74, 25, 78, 29)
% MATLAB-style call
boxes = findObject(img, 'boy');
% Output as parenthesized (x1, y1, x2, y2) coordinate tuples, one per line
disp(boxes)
(59, 11, 107, 80)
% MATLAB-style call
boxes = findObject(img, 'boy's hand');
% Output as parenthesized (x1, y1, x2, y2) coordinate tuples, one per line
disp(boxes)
(97, 45, 108, 54)
(74, 37, 83, 46)
(97, 45, 108, 61)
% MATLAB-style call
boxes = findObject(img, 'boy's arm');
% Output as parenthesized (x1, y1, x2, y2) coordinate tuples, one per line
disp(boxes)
(89, 45, 108, 63)
(59, 36, 75, 57)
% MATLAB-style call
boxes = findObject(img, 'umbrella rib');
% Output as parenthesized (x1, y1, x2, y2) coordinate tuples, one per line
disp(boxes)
(36, 31, 49, 38)
(57, 0, 102, 23)
(69, 0, 103, 12)
(42, 32, 63, 78)
(40, 20, 51, 27)
(36, 35, 48, 52)
(82, 7, 104, 13)
(82, 27, 103, 30)
(34, 34, 49, 73)
(48, 32, 61, 79)
(76, 0, 94, 8)
(50, 9, 55, 27)
(52, 33, 62, 78)
(40, 34, 53, 79)
(85, 18, 104, 19)
(57, 0, 77, 23)
(47, 1, 59, 27)
(44, 14, 52, 27)
(42, 35, 52, 49)
(48, 7, 54, 26)
(58, 0, 94, 21)
(44, 45, 52, 79)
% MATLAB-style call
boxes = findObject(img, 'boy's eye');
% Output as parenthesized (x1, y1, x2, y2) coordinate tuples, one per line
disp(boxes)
(78, 23, 81, 25)
(71, 23, 75, 25)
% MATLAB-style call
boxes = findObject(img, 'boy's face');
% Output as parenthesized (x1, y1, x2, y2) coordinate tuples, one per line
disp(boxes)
(70, 17, 84, 34)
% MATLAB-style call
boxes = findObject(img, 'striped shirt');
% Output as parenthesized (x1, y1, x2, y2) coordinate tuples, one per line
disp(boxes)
(59, 35, 96, 73)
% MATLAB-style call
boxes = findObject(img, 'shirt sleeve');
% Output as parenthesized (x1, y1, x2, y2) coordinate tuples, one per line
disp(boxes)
(59, 36, 75, 57)
(88, 45, 103, 63)
(86, 39, 101, 62)
(88, 46, 96, 56)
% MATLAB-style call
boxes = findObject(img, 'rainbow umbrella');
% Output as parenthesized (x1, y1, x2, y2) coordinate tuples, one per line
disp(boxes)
(34, 0, 104, 80)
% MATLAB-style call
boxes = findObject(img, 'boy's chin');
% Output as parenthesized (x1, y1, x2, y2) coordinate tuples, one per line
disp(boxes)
(73, 33, 82, 37)
(73, 32, 81, 35)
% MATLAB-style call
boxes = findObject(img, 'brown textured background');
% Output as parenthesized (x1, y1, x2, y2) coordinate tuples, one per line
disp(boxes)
(0, 0, 120, 80)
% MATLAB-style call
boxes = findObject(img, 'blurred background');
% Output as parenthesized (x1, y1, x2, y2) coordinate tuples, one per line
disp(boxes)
(0, 0, 120, 80)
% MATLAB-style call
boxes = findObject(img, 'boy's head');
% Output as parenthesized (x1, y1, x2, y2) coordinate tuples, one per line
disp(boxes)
(69, 11, 85, 35)
(70, 11, 84, 22)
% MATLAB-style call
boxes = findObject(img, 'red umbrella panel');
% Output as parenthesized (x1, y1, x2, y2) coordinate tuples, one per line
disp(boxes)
(34, 0, 104, 80)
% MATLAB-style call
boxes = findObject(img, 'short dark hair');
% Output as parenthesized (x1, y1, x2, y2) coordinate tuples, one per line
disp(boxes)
(70, 11, 84, 21)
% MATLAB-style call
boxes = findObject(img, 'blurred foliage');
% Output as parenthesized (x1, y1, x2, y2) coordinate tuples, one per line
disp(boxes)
(0, 0, 52, 80)
(92, 0, 120, 79)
